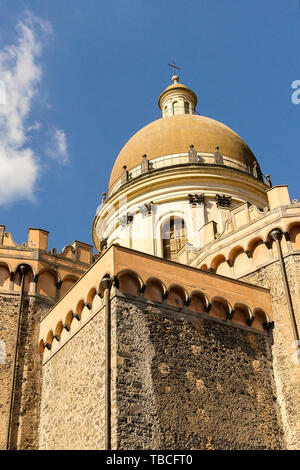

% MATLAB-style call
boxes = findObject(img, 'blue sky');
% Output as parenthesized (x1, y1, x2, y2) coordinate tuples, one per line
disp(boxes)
(0, 0, 299, 251)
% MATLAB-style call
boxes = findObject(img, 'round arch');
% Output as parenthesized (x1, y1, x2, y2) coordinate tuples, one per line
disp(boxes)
(166, 284, 187, 308)
(232, 303, 252, 326)
(117, 269, 143, 297)
(210, 297, 232, 320)
(37, 268, 58, 298)
(252, 308, 269, 331)
(189, 290, 209, 314)
(144, 277, 166, 303)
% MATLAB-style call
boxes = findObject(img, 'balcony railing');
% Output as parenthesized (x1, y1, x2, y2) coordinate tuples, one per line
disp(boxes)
(109, 152, 262, 196)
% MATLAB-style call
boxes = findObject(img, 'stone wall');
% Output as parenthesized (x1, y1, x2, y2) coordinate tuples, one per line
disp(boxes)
(111, 295, 284, 450)
(39, 306, 106, 450)
(37, 292, 284, 450)
(241, 253, 300, 450)
(0, 295, 19, 449)
(0, 294, 53, 450)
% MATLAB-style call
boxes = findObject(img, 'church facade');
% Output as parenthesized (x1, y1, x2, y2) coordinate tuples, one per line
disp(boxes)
(1, 76, 300, 450)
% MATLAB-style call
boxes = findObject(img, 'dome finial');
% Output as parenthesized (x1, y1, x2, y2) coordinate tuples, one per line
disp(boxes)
(168, 61, 181, 83)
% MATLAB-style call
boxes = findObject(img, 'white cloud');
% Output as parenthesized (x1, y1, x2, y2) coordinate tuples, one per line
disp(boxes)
(28, 121, 42, 132)
(46, 127, 69, 164)
(0, 11, 67, 206)
(0, 80, 6, 104)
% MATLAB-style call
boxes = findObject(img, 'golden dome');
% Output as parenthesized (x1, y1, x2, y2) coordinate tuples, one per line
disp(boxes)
(108, 113, 257, 192)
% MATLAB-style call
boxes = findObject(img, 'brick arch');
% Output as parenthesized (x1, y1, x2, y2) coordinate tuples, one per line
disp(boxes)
(91, 288, 103, 311)
(87, 287, 97, 304)
(14, 264, 34, 293)
(0, 260, 12, 272)
(117, 270, 143, 297)
(210, 297, 231, 320)
(59, 275, 79, 298)
(54, 321, 63, 339)
(214, 256, 231, 277)
(46, 330, 54, 348)
(188, 290, 208, 314)
(288, 222, 300, 250)
(0, 262, 10, 290)
(230, 247, 250, 277)
(75, 299, 85, 320)
(232, 303, 252, 326)
(248, 237, 270, 267)
(37, 266, 59, 280)
(64, 310, 74, 329)
(144, 277, 165, 303)
(37, 268, 58, 298)
(228, 246, 244, 265)
(247, 237, 264, 253)
(252, 308, 269, 331)
(38, 339, 45, 353)
(166, 284, 187, 308)
(211, 254, 226, 271)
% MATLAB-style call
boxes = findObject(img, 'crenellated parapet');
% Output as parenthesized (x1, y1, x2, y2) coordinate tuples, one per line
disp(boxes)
(38, 245, 274, 362)
(0, 226, 94, 301)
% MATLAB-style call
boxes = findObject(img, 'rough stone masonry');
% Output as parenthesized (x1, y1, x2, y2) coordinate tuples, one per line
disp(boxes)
(38, 293, 285, 450)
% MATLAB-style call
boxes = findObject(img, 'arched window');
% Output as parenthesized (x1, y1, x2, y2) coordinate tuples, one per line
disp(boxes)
(172, 101, 179, 115)
(162, 217, 187, 261)
(184, 101, 190, 114)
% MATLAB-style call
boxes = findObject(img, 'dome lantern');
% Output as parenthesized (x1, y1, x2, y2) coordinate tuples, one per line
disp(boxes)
(158, 75, 198, 117)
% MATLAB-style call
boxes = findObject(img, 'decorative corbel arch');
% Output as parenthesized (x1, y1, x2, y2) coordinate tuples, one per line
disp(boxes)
(116, 269, 143, 297)
(188, 290, 209, 314)
(45, 330, 54, 350)
(87, 287, 97, 304)
(144, 277, 166, 303)
(0, 262, 11, 290)
(228, 246, 244, 266)
(287, 222, 300, 250)
(64, 310, 74, 331)
(166, 283, 188, 308)
(54, 321, 63, 341)
(247, 236, 264, 255)
(74, 299, 85, 320)
(211, 254, 226, 271)
(59, 275, 79, 298)
(251, 308, 271, 331)
(210, 296, 232, 320)
(232, 303, 253, 326)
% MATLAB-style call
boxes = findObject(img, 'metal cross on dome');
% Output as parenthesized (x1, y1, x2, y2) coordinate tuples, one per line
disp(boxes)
(168, 61, 181, 76)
